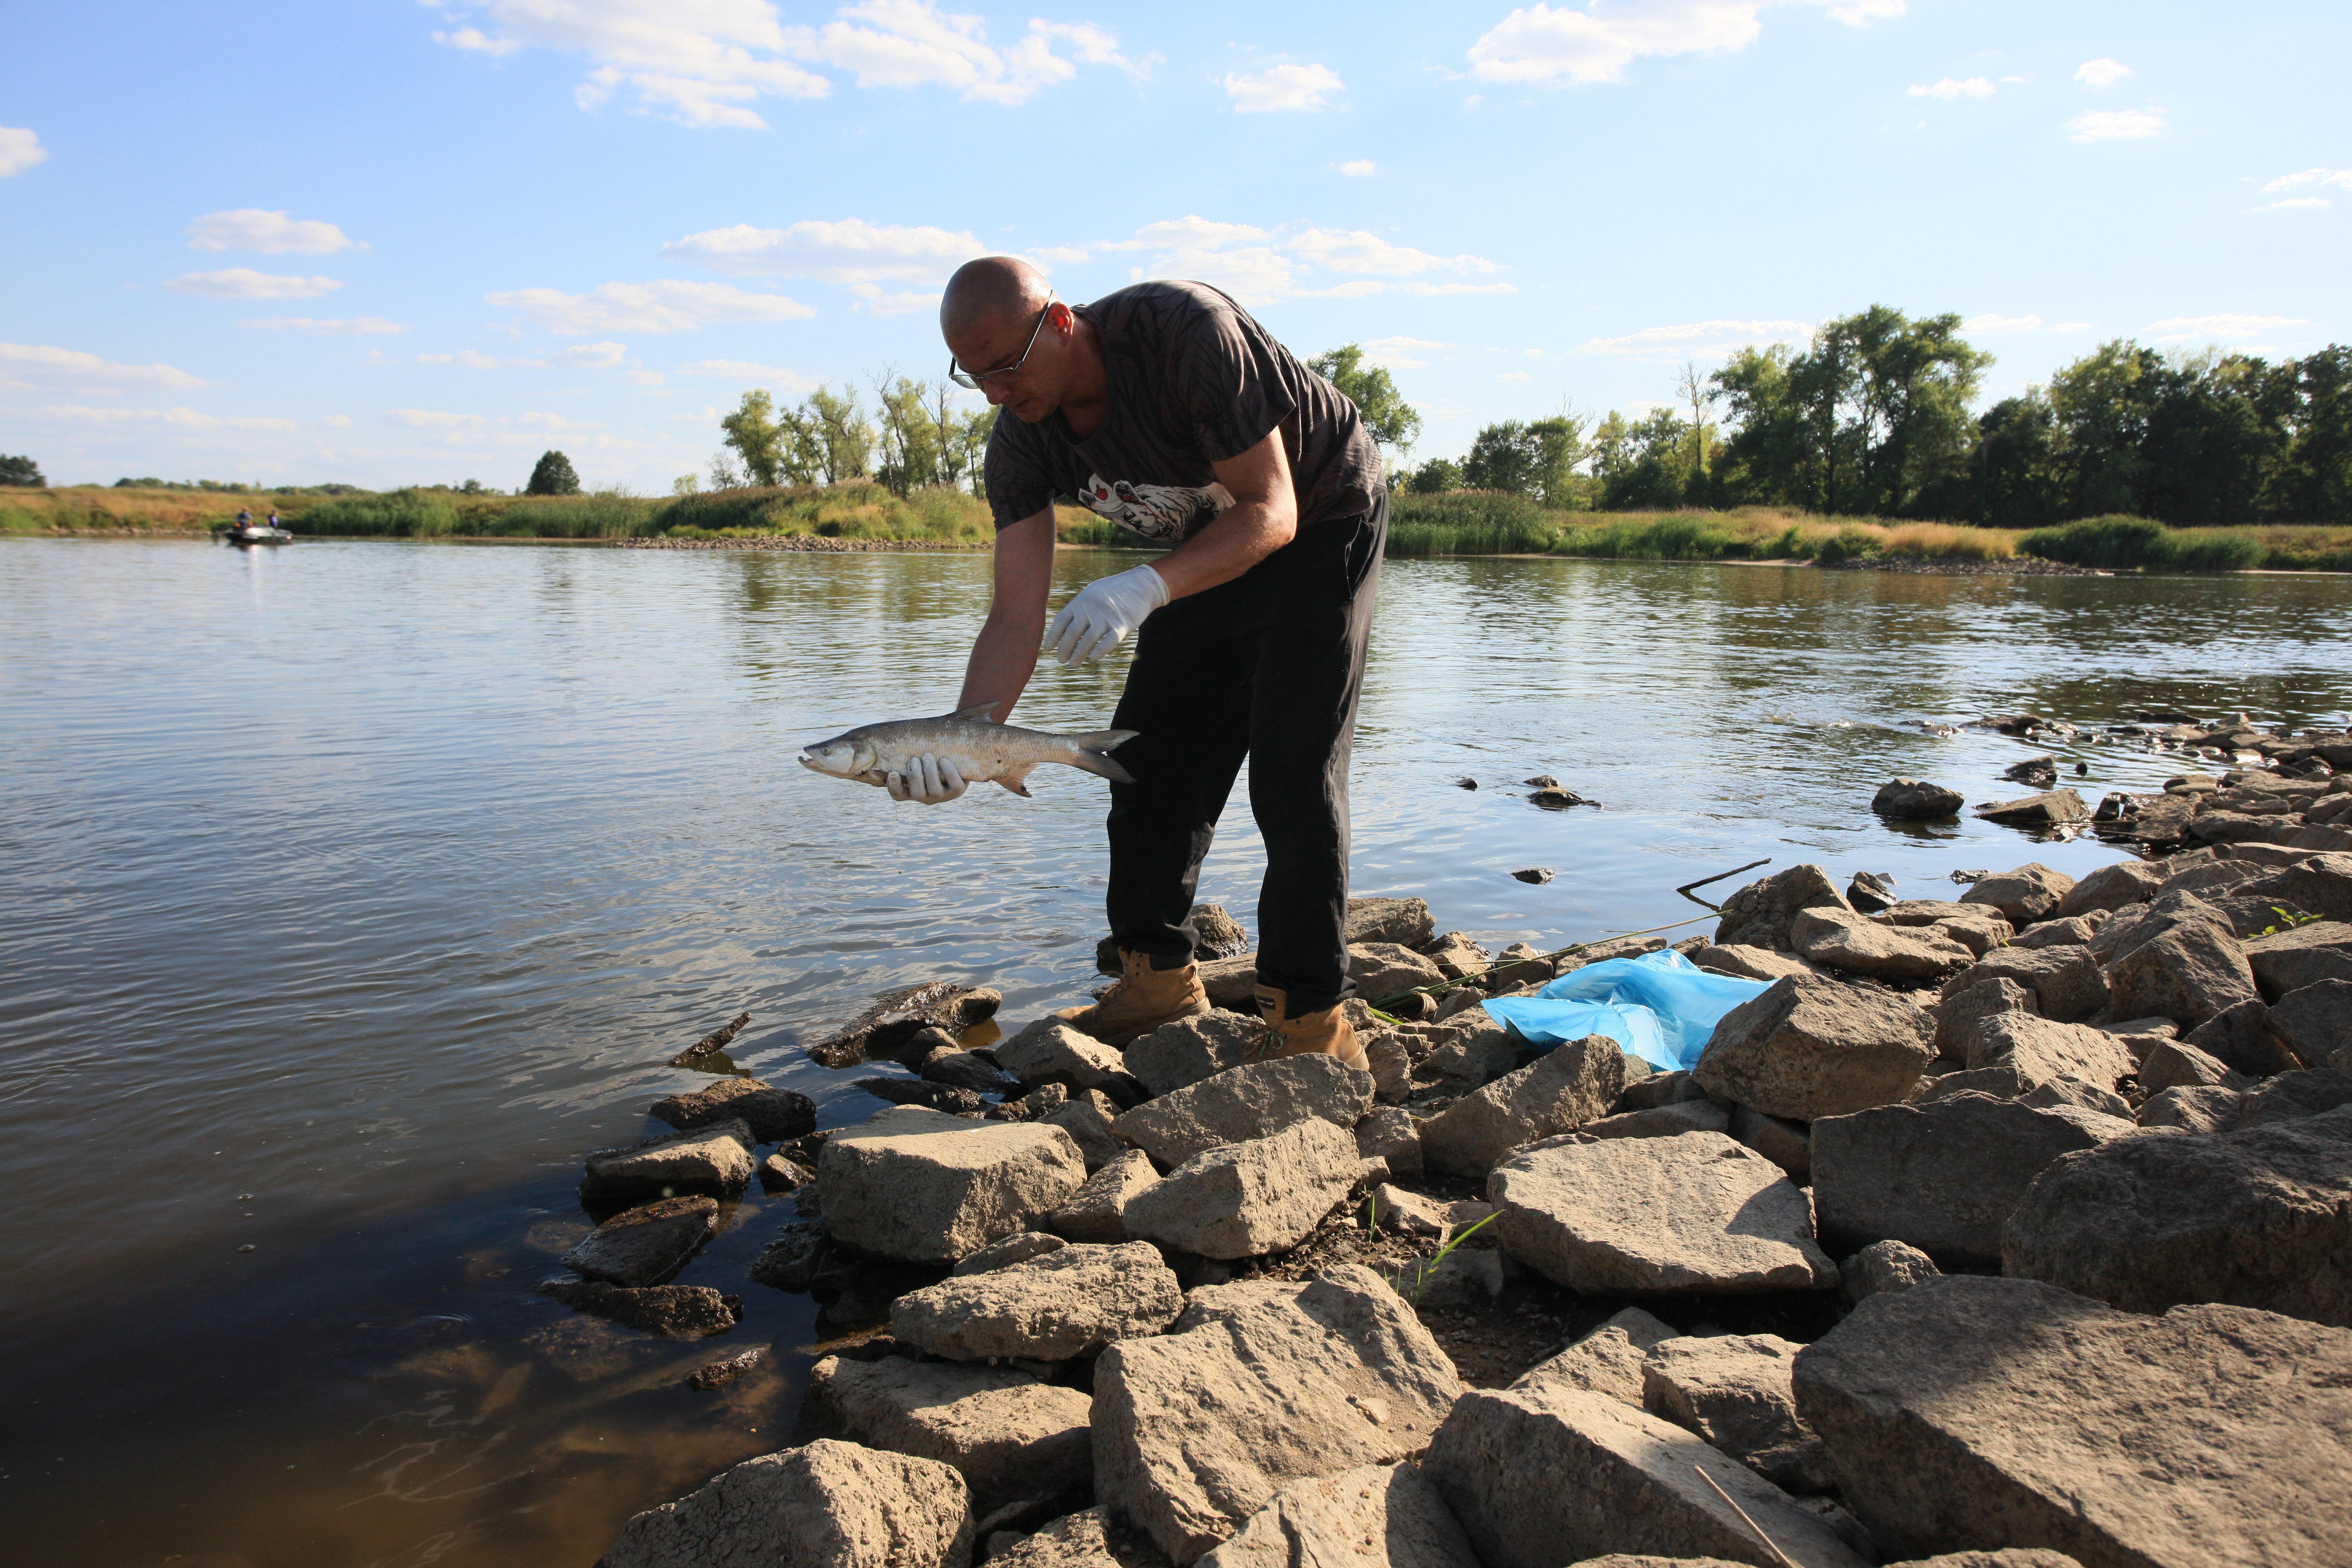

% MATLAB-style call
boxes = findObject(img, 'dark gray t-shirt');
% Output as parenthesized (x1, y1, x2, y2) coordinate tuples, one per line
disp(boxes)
(983, 281, 1382, 543)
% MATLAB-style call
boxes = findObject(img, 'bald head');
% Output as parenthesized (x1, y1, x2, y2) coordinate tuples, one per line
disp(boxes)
(941, 255, 1052, 340)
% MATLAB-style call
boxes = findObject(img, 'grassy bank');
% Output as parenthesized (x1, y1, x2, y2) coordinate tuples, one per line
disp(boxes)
(1384, 494, 2352, 572)
(12, 482, 2347, 570)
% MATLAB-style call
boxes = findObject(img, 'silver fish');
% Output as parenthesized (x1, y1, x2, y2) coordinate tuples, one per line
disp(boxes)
(799, 704, 1137, 797)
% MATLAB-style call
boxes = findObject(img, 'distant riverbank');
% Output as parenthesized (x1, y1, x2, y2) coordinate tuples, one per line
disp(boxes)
(8, 482, 2349, 573)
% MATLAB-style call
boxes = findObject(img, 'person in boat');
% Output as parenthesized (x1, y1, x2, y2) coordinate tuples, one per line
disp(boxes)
(236, 509, 252, 530)
(914, 255, 1386, 1070)
(267, 511, 282, 531)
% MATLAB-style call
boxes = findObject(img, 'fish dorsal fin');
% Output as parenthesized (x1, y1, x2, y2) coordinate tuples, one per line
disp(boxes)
(947, 701, 1000, 723)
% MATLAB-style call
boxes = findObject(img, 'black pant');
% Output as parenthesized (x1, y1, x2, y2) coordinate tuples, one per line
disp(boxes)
(1104, 491, 1387, 1013)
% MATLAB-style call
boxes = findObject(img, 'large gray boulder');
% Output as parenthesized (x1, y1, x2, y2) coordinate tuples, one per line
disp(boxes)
(1693, 977, 1937, 1121)
(799, 1357, 1092, 1509)
(560, 1194, 718, 1287)
(1959, 863, 2074, 924)
(820, 1108, 1088, 1264)
(2053, 859, 2164, 920)
(1346, 896, 1437, 947)
(648, 1075, 818, 1143)
(1973, 789, 2091, 826)
(598, 1439, 972, 1568)
(1811, 1094, 2140, 1266)
(1941, 947, 2108, 1023)
(1091, 1266, 1464, 1565)
(1422, 1383, 1869, 1568)
(1348, 942, 1447, 1001)
(890, 1241, 1183, 1361)
(1121, 1118, 1363, 1259)
(580, 1119, 755, 1203)
(2182, 998, 2303, 1077)
(1112, 1055, 1372, 1168)
(1124, 1011, 1264, 1098)
(1194, 1462, 1480, 1568)
(1048, 1148, 1161, 1243)
(2239, 919, 2352, 998)
(1964, 1013, 2135, 1095)
(1714, 864, 1852, 952)
(1872, 778, 1964, 819)
(2001, 1104, 2352, 1326)
(1642, 1333, 1834, 1493)
(2273, 979, 2352, 1068)
(1489, 1132, 1836, 1294)
(1420, 1036, 1626, 1176)
(2138, 1039, 2247, 1093)
(2105, 916, 2258, 1027)
(1929, 976, 2038, 1060)
(1790, 907, 1974, 981)
(1511, 1305, 1680, 1406)
(1792, 1276, 2352, 1568)
(995, 1017, 1133, 1090)
(2239, 852, 2352, 924)
(2233, 1068, 2352, 1128)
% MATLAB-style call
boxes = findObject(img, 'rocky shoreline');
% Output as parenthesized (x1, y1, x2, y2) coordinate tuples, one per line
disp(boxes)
(526, 716, 2352, 1568)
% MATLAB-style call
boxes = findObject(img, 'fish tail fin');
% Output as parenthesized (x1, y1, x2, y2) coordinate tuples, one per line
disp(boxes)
(1068, 730, 1140, 785)
(998, 764, 1036, 797)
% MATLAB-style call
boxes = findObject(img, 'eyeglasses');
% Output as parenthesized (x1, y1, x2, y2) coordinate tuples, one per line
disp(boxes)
(948, 301, 1054, 390)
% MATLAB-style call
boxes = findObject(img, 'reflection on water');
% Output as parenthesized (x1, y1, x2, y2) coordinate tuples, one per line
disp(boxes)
(1, 538, 2346, 1566)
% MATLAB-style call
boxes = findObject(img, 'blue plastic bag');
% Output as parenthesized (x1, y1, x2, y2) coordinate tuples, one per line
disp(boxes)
(1480, 948, 1770, 1073)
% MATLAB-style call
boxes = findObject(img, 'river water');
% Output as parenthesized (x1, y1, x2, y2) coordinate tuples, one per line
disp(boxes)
(2, 537, 2347, 1568)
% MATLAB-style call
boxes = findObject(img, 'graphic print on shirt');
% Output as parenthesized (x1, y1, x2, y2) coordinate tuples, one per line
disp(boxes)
(1078, 474, 1236, 542)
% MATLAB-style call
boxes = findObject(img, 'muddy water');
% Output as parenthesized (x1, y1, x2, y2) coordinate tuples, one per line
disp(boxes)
(2, 537, 2346, 1567)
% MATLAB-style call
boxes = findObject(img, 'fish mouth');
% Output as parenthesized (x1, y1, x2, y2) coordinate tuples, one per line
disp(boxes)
(797, 753, 823, 771)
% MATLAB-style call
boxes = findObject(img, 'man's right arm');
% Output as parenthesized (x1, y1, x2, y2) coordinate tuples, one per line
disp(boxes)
(957, 507, 1055, 722)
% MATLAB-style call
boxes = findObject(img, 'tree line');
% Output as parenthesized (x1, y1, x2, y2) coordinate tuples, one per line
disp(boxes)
(1396, 309, 2351, 526)
(707, 375, 997, 498)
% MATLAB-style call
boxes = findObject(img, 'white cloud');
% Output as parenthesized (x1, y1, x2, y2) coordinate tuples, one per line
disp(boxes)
(1339, 159, 1377, 178)
(389, 409, 487, 430)
(429, 0, 1144, 127)
(0, 125, 49, 176)
(23, 404, 297, 431)
(1908, 76, 1993, 101)
(2255, 197, 2331, 214)
(2074, 57, 2130, 88)
(513, 411, 602, 430)
(1466, 0, 1904, 89)
(188, 209, 365, 254)
(2144, 314, 2311, 343)
(0, 342, 213, 393)
(1962, 313, 2043, 333)
(679, 358, 818, 392)
(1573, 317, 1813, 356)
(242, 316, 405, 335)
(1287, 229, 1502, 279)
(2065, 107, 2164, 142)
(659, 217, 984, 284)
(560, 341, 633, 369)
(848, 283, 940, 316)
(1221, 63, 1344, 113)
(1101, 217, 1512, 307)
(164, 268, 343, 300)
(1361, 336, 1450, 370)
(2261, 168, 2352, 195)
(420, 350, 508, 369)
(1029, 244, 1090, 265)
(485, 279, 815, 334)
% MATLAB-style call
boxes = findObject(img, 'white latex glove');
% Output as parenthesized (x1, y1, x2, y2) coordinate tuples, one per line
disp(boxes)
(1044, 564, 1170, 666)
(885, 754, 968, 805)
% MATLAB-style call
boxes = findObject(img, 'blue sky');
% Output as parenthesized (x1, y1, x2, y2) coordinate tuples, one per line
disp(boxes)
(3, 0, 2346, 491)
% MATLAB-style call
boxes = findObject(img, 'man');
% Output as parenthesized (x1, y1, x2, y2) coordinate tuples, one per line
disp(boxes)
(902, 256, 1386, 1067)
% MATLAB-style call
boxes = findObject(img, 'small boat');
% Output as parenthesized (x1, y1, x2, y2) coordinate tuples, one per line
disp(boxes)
(225, 523, 294, 546)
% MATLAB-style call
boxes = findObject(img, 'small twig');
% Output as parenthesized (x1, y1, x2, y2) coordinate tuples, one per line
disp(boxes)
(1675, 857, 1772, 909)
(1693, 1465, 1796, 1568)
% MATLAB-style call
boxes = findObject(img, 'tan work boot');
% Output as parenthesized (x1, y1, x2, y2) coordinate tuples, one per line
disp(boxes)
(1254, 984, 1369, 1070)
(1056, 948, 1209, 1047)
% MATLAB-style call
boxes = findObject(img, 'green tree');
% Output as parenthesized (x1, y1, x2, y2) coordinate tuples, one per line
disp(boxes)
(871, 373, 944, 496)
(1307, 344, 1422, 460)
(2047, 340, 2160, 517)
(1463, 420, 1540, 494)
(2261, 346, 2352, 523)
(800, 385, 875, 485)
(955, 405, 998, 498)
(720, 389, 789, 487)
(1527, 413, 1589, 507)
(1969, 393, 2063, 529)
(0, 454, 45, 487)
(1599, 409, 1693, 510)
(2138, 352, 2286, 525)
(526, 450, 580, 495)
(1406, 457, 1462, 493)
